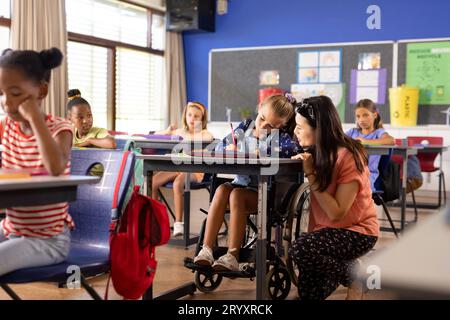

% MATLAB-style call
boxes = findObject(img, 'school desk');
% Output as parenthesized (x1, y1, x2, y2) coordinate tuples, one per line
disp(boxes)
(0, 174, 100, 207)
(131, 138, 220, 248)
(132, 137, 220, 153)
(359, 206, 450, 299)
(364, 145, 420, 232)
(137, 153, 302, 300)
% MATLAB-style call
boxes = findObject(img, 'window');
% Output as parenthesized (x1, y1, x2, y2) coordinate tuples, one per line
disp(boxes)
(0, 26, 9, 52)
(0, 0, 10, 117)
(67, 42, 109, 129)
(115, 48, 164, 133)
(0, 0, 10, 52)
(66, 0, 165, 133)
(0, 0, 10, 19)
(66, 0, 148, 47)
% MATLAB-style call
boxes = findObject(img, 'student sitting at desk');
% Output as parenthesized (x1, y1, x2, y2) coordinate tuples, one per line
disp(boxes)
(152, 101, 214, 237)
(0, 48, 73, 276)
(289, 96, 379, 300)
(346, 99, 394, 190)
(67, 89, 117, 149)
(194, 93, 300, 271)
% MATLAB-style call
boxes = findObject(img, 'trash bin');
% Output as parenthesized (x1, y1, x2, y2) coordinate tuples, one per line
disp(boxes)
(389, 86, 419, 126)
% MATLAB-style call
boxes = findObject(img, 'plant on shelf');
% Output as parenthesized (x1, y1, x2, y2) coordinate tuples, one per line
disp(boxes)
(239, 107, 253, 120)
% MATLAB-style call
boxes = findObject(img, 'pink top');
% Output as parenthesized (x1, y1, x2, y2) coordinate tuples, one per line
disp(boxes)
(309, 148, 380, 237)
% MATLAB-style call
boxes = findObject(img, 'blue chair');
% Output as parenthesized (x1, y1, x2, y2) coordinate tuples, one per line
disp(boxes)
(0, 149, 135, 300)
(372, 151, 399, 238)
(115, 138, 135, 151)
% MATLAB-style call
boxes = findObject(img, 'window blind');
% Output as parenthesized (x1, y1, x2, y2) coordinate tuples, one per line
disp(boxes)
(67, 41, 109, 129)
(66, 0, 148, 47)
(115, 47, 164, 133)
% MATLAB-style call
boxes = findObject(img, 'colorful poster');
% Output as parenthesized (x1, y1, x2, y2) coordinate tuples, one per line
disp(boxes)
(298, 49, 342, 84)
(406, 41, 450, 105)
(349, 69, 387, 104)
(358, 52, 381, 70)
(291, 83, 346, 120)
(259, 70, 280, 86)
(298, 68, 318, 83)
(298, 51, 319, 67)
(319, 51, 341, 67)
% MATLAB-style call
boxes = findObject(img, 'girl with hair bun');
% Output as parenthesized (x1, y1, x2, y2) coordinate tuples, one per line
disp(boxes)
(67, 88, 116, 149)
(0, 47, 74, 275)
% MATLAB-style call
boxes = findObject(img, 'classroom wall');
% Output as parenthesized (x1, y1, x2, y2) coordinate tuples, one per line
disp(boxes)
(183, 0, 450, 107)
(183, 0, 450, 193)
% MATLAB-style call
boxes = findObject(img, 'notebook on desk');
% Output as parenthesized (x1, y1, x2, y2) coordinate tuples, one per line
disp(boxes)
(0, 169, 48, 179)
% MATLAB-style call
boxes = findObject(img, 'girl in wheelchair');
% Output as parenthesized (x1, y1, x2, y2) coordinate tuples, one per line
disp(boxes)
(193, 93, 300, 271)
(289, 96, 379, 300)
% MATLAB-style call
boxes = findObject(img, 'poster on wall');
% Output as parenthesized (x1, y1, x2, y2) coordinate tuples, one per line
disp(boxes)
(298, 50, 341, 84)
(349, 69, 387, 104)
(406, 41, 450, 105)
(358, 52, 381, 70)
(259, 70, 280, 86)
(291, 83, 346, 120)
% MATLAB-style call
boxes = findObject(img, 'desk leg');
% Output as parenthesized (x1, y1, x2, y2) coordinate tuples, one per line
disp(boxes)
(145, 170, 153, 197)
(256, 177, 268, 300)
(184, 173, 191, 248)
(401, 151, 408, 231)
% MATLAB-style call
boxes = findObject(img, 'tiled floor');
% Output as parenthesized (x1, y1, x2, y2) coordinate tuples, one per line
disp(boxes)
(0, 190, 445, 300)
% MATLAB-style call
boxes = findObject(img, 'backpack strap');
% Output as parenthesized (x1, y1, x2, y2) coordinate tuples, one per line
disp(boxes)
(112, 151, 131, 210)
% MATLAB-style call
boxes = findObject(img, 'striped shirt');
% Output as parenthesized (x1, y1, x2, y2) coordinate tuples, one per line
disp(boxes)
(0, 115, 74, 238)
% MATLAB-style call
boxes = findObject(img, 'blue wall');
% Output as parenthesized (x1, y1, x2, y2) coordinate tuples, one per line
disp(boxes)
(183, 0, 450, 105)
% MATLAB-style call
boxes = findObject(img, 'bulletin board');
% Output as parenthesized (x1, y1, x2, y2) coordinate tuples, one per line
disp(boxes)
(209, 41, 394, 123)
(398, 38, 450, 125)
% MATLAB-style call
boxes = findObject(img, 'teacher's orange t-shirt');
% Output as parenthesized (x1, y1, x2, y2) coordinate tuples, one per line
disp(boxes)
(308, 148, 380, 237)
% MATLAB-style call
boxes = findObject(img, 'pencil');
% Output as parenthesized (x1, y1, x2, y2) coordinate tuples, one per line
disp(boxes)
(230, 123, 237, 147)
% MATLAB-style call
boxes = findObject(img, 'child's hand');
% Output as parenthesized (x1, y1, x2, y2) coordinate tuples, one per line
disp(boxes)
(292, 152, 314, 174)
(226, 144, 237, 151)
(165, 124, 177, 134)
(75, 138, 93, 147)
(18, 96, 42, 122)
(356, 137, 367, 144)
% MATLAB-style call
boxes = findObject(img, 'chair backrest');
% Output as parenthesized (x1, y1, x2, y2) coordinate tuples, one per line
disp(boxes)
(115, 138, 136, 151)
(407, 136, 443, 172)
(395, 138, 405, 146)
(69, 149, 135, 246)
(373, 149, 401, 201)
(407, 136, 443, 146)
(390, 139, 404, 174)
(373, 149, 393, 192)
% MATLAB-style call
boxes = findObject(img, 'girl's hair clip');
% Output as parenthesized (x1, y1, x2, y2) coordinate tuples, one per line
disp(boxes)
(295, 99, 316, 121)
(284, 92, 297, 105)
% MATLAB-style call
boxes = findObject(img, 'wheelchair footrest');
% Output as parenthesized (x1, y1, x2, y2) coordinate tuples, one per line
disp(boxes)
(184, 257, 256, 278)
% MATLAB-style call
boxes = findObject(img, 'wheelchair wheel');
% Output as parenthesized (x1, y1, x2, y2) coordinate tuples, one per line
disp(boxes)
(194, 270, 223, 293)
(283, 182, 310, 287)
(265, 266, 291, 300)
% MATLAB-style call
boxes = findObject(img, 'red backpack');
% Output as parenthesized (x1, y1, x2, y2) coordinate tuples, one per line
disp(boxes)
(108, 186, 170, 300)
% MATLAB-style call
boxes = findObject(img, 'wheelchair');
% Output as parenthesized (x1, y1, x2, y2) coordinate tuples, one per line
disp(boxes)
(183, 174, 311, 300)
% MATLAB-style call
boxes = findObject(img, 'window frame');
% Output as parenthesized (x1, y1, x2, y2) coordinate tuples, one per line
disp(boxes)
(0, 17, 10, 27)
(67, 0, 165, 130)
